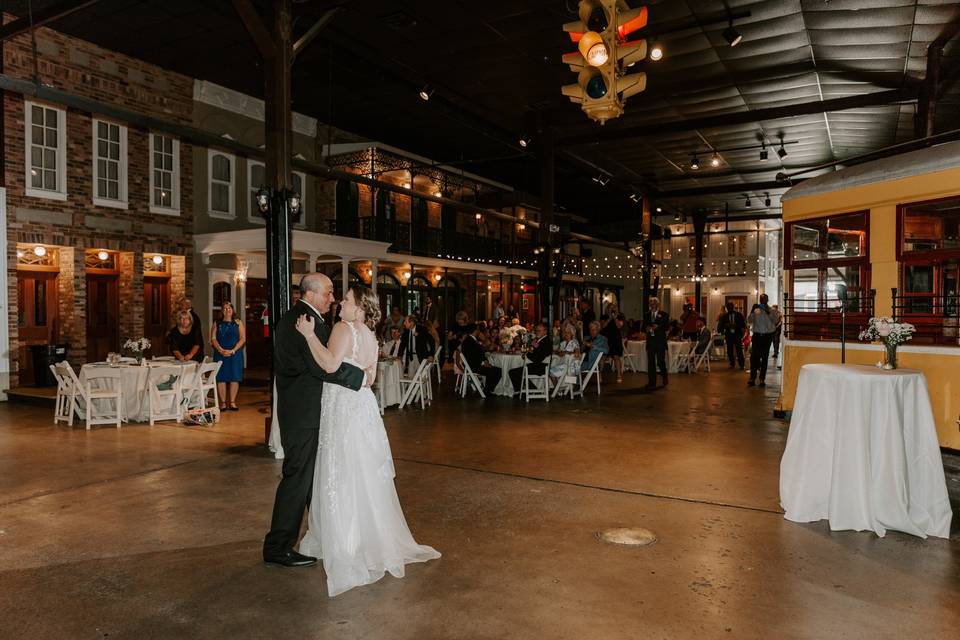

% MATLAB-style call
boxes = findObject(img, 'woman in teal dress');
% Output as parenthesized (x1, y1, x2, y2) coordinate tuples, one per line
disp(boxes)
(211, 301, 246, 411)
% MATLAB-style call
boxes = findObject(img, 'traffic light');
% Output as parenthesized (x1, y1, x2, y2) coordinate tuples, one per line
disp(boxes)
(562, 1, 649, 125)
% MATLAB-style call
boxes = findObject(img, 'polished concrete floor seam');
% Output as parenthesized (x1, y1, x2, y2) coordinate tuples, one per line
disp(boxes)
(394, 456, 786, 516)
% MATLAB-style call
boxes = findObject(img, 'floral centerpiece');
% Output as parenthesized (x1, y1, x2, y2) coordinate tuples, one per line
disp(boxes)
(499, 324, 526, 352)
(858, 317, 915, 369)
(123, 337, 151, 364)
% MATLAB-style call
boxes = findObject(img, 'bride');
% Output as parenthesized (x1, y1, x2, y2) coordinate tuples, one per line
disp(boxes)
(294, 284, 440, 597)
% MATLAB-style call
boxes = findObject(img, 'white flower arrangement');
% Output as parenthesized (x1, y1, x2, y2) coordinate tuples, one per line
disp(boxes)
(123, 337, 152, 353)
(858, 317, 915, 346)
(499, 324, 526, 347)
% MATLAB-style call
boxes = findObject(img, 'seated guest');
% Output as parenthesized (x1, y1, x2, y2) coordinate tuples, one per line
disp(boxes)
(168, 310, 203, 363)
(627, 319, 645, 341)
(550, 324, 580, 380)
(551, 319, 563, 348)
(693, 318, 713, 356)
(667, 319, 684, 341)
(508, 323, 551, 392)
(381, 326, 402, 358)
(397, 315, 435, 377)
(460, 323, 501, 395)
(581, 320, 609, 372)
(382, 305, 404, 340)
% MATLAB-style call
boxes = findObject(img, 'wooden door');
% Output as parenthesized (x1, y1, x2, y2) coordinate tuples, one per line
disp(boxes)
(144, 276, 171, 357)
(17, 270, 59, 380)
(86, 273, 119, 362)
(244, 278, 269, 368)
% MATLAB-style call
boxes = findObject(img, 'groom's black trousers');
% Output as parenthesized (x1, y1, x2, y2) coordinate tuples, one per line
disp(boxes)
(263, 428, 319, 556)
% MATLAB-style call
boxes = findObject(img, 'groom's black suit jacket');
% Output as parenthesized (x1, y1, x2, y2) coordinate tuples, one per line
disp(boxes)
(274, 300, 364, 430)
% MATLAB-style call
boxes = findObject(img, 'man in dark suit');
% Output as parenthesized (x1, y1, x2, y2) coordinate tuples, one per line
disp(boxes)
(642, 297, 670, 390)
(422, 294, 437, 327)
(717, 301, 747, 369)
(263, 273, 365, 568)
(397, 315, 435, 376)
(508, 323, 551, 392)
(460, 323, 501, 396)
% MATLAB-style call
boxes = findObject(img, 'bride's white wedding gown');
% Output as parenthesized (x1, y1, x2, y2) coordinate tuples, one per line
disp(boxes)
(299, 321, 440, 597)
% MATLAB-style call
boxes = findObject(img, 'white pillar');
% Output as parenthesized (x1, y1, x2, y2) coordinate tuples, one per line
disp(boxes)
(371, 258, 379, 293)
(341, 256, 350, 294)
(306, 253, 319, 273)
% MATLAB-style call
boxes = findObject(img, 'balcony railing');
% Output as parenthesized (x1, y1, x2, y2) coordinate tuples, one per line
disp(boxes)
(783, 290, 875, 341)
(892, 288, 960, 346)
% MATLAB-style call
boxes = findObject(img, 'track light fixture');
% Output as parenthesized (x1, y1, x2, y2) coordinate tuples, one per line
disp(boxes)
(649, 43, 664, 61)
(777, 144, 788, 159)
(760, 142, 768, 161)
(765, 194, 771, 207)
(745, 197, 752, 208)
(711, 152, 721, 167)
(690, 155, 700, 171)
(518, 135, 531, 148)
(419, 84, 435, 101)
(722, 21, 742, 47)
(592, 174, 610, 186)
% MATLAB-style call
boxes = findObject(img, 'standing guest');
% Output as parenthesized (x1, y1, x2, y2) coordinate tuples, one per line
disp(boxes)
(601, 310, 625, 383)
(581, 320, 609, 373)
(771, 304, 784, 361)
(550, 324, 581, 380)
(422, 294, 437, 327)
(447, 311, 470, 362)
(581, 301, 596, 327)
(460, 323, 501, 395)
(397, 315, 435, 377)
(508, 323, 551, 392)
(718, 302, 747, 369)
(381, 326, 402, 358)
(493, 299, 505, 321)
(642, 297, 670, 390)
(168, 310, 204, 363)
(747, 294, 776, 387)
(382, 305, 405, 341)
(177, 297, 204, 361)
(211, 301, 246, 411)
(680, 303, 701, 340)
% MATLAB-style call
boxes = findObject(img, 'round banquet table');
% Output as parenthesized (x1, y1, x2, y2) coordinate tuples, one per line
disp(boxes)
(375, 359, 402, 409)
(80, 361, 197, 423)
(623, 340, 690, 374)
(779, 364, 952, 538)
(485, 352, 525, 396)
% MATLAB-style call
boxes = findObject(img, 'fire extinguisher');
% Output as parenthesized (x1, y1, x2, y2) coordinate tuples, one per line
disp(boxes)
(261, 305, 269, 338)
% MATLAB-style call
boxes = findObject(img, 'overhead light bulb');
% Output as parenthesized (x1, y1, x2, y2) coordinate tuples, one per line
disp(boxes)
(649, 43, 664, 61)
(152, 255, 164, 265)
(711, 153, 721, 167)
(403, 271, 411, 279)
(656, 207, 662, 213)
(518, 135, 531, 148)
(690, 156, 700, 171)
(434, 274, 442, 282)
(475, 213, 482, 222)
(419, 84, 434, 101)
(97, 250, 109, 261)
(777, 145, 788, 159)
(722, 22, 742, 47)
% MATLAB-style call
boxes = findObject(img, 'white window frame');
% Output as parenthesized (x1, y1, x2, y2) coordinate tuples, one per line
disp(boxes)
(247, 160, 266, 224)
(91, 118, 128, 209)
(208, 149, 236, 219)
(24, 100, 67, 201)
(149, 133, 181, 216)
(292, 170, 307, 229)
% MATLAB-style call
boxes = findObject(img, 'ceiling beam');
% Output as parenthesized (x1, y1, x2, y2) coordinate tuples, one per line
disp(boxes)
(657, 181, 797, 198)
(559, 88, 918, 146)
(231, 0, 275, 59)
(292, 7, 340, 60)
(0, 0, 103, 42)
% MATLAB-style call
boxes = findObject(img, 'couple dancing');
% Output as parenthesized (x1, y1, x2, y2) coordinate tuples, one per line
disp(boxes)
(262, 273, 439, 597)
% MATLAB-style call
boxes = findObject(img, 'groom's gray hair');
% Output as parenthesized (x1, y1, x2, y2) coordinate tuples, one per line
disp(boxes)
(299, 272, 331, 295)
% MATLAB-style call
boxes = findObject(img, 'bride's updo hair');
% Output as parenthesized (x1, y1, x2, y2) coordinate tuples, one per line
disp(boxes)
(348, 284, 381, 331)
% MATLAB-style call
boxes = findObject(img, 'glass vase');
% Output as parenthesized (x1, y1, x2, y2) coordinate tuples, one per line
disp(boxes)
(884, 342, 897, 370)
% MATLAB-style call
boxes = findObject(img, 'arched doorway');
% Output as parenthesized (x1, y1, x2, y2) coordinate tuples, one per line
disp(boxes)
(406, 274, 432, 317)
(435, 276, 462, 330)
(376, 272, 402, 321)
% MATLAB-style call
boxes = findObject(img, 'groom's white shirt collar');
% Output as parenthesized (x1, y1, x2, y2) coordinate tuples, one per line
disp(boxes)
(300, 298, 324, 321)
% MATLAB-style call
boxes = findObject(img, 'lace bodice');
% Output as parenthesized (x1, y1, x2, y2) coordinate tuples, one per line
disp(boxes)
(342, 321, 376, 384)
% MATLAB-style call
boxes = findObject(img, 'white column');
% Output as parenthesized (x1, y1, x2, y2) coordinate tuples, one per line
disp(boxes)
(305, 253, 319, 273)
(371, 258, 378, 293)
(341, 256, 350, 294)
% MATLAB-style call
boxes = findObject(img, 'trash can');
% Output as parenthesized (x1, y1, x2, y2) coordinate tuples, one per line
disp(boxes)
(30, 343, 68, 387)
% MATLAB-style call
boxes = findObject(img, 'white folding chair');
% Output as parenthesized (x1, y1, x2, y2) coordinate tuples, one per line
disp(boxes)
(552, 354, 585, 399)
(183, 361, 221, 414)
(453, 349, 464, 392)
(580, 354, 605, 396)
(521, 356, 551, 402)
(671, 342, 694, 373)
(399, 358, 431, 409)
(432, 345, 443, 383)
(459, 352, 487, 398)
(144, 364, 184, 425)
(74, 367, 123, 429)
(51, 361, 80, 426)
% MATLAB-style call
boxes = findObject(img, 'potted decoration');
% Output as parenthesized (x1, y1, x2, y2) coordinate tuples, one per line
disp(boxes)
(123, 337, 152, 365)
(858, 317, 915, 370)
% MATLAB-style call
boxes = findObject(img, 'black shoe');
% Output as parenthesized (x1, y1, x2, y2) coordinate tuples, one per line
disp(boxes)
(644, 383, 656, 391)
(759, 380, 766, 387)
(747, 379, 755, 387)
(263, 550, 317, 568)
(728, 363, 735, 369)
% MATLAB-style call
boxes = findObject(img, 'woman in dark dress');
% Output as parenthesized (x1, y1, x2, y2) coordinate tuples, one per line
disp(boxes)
(168, 310, 204, 363)
(211, 301, 246, 411)
(601, 309, 625, 383)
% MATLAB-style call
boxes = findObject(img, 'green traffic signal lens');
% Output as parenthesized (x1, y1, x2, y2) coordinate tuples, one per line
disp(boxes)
(586, 74, 607, 99)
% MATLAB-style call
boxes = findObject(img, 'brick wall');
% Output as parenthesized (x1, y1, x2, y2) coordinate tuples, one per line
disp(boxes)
(3, 18, 195, 384)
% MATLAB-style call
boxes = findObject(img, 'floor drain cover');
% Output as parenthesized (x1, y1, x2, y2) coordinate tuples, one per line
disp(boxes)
(597, 527, 657, 546)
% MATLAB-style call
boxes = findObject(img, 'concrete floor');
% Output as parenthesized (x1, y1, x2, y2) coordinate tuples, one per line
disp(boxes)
(1, 365, 957, 639)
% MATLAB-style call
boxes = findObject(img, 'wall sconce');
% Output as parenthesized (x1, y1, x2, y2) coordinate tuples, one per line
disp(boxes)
(402, 182, 411, 189)
(517, 223, 526, 231)
(256, 188, 271, 214)
(96, 250, 109, 261)
(16, 249, 24, 259)
(235, 260, 249, 284)
(403, 271, 411, 279)
(434, 274, 442, 282)
(152, 254, 164, 265)
(33, 245, 46, 257)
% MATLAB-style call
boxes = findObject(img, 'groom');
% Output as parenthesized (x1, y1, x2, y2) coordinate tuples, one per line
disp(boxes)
(263, 273, 365, 567)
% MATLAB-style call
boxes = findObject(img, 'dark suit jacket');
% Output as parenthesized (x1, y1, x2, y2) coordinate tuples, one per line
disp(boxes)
(274, 300, 365, 431)
(524, 335, 553, 375)
(398, 325, 435, 364)
(718, 311, 746, 338)
(641, 310, 670, 349)
(188, 308, 204, 360)
(460, 334, 487, 372)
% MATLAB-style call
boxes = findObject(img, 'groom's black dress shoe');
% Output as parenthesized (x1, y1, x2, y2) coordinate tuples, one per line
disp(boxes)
(263, 550, 317, 568)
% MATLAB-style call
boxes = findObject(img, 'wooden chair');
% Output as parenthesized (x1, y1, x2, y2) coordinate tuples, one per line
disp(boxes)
(144, 364, 184, 425)
(459, 352, 487, 398)
(520, 356, 551, 402)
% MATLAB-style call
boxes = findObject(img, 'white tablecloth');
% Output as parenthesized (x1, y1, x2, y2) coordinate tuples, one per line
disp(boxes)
(375, 359, 402, 408)
(623, 341, 689, 374)
(780, 364, 952, 538)
(80, 361, 197, 422)
(485, 352, 525, 396)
